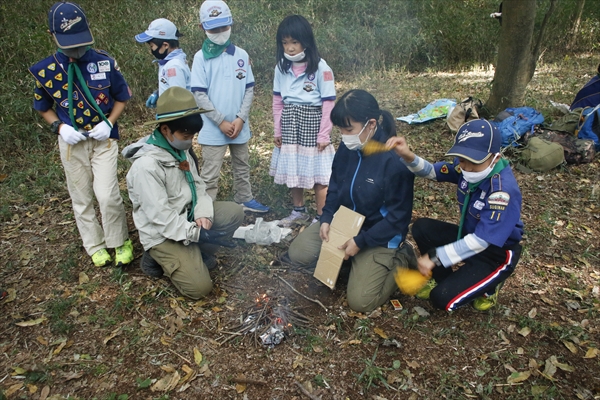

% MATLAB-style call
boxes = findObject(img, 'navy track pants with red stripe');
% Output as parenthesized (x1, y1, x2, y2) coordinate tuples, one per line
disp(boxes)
(411, 218, 521, 311)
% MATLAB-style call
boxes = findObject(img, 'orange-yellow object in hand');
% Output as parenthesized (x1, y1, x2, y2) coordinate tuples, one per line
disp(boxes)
(362, 140, 392, 156)
(394, 268, 431, 296)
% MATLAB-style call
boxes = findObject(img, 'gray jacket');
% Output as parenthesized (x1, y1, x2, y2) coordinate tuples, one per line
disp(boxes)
(123, 137, 213, 250)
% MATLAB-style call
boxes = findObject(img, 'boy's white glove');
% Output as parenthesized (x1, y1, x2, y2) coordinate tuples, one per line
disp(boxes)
(89, 121, 113, 141)
(59, 124, 87, 145)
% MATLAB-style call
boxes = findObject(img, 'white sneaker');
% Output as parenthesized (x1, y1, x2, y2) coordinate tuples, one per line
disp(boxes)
(278, 210, 309, 227)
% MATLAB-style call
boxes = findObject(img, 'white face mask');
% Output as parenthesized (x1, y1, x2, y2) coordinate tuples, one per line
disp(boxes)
(284, 51, 306, 62)
(207, 29, 231, 45)
(342, 121, 372, 151)
(462, 154, 499, 184)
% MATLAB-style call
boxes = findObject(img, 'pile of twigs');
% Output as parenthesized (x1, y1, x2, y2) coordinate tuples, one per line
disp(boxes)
(216, 294, 312, 346)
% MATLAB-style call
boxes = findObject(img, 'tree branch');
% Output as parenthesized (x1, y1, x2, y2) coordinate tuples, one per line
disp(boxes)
(529, 0, 557, 80)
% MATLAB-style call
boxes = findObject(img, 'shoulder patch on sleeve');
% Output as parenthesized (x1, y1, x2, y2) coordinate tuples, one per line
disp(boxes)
(440, 164, 449, 174)
(323, 71, 333, 81)
(166, 68, 177, 77)
(454, 164, 462, 173)
(488, 191, 510, 206)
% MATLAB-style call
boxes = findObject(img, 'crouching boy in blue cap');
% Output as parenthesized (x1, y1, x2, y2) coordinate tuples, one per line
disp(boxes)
(29, 2, 134, 267)
(387, 119, 524, 311)
(123, 87, 244, 299)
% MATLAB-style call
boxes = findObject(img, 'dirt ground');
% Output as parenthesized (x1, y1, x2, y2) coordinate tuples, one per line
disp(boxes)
(1, 67, 600, 399)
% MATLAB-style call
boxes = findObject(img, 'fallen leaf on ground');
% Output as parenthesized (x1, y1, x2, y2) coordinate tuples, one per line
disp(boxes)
(78, 272, 89, 285)
(194, 347, 202, 365)
(6, 383, 23, 396)
(151, 371, 180, 392)
(518, 327, 531, 337)
(550, 356, 575, 372)
(16, 316, 47, 327)
(507, 370, 531, 384)
(528, 308, 537, 318)
(584, 348, 598, 359)
(374, 327, 388, 339)
(103, 327, 121, 345)
(562, 340, 578, 354)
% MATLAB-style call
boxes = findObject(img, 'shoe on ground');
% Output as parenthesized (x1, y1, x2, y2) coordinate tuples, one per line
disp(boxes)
(202, 253, 218, 271)
(115, 239, 134, 267)
(241, 199, 270, 213)
(92, 248, 112, 267)
(415, 279, 437, 300)
(278, 210, 310, 227)
(140, 251, 163, 277)
(473, 282, 504, 311)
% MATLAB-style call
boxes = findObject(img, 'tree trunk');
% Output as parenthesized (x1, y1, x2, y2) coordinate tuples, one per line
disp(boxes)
(568, 0, 586, 50)
(486, 0, 537, 114)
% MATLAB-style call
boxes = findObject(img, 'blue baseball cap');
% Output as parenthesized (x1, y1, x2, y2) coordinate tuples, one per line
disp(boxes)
(199, 1, 233, 30)
(48, 2, 94, 49)
(135, 18, 179, 43)
(446, 119, 501, 164)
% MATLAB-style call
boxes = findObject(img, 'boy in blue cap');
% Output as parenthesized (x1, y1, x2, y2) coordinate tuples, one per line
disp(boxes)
(190, 0, 269, 213)
(29, 1, 134, 267)
(135, 18, 191, 108)
(387, 119, 524, 311)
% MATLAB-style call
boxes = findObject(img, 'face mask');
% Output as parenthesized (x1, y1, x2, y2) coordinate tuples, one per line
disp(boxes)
(462, 154, 499, 184)
(61, 46, 89, 59)
(342, 122, 373, 151)
(151, 45, 168, 60)
(284, 51, 306, 62)
(167, 133, 193, 151)
(207, 29, 231, 46)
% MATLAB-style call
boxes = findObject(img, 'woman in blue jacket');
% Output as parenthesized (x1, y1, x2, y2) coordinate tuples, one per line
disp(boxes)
(287, 89, 416, 312)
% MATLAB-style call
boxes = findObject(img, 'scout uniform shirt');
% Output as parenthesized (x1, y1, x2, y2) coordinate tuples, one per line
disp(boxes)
(273, 59, 336, 106)
(157, 49, 191, 95)
(29, 49, 132, 139)
(190, 44, 254, 146)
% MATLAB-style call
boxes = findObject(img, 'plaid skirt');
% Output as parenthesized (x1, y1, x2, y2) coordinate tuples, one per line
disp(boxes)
(270, 104, 334, 189)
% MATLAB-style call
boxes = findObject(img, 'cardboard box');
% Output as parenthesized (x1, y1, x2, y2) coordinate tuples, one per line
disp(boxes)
(313, 206, 365, 289)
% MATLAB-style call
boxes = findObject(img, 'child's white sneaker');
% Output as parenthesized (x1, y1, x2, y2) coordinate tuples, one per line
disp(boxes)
(278, 210, 310, 227)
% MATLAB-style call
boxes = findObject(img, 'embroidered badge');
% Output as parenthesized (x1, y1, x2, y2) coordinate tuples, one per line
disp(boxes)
(457, 129, 484, 143)
(237, 59, 244, 67)
(61, 16, 82, 32)
(474, 200, 485, 210)
(323, 71, 333, 81)
(179, 161, 190, 171)
(84, 124, 93, 131)
(97, 60, 110, 73)
(90, 73, 106, 81)
(55, 73, 63, 81)
(38, 69, 45, 78)
(76, 117, 84, 125)
(460, 180, 468, 190)
(455, 165, 462, 173)
(209, 8, 222, 17)
(83, 109, 91, 117)
(53, 90, 61, 98)
(34, 93, 42, 101)
(160, 77, 167, 84)
(114, 60, 120, 72)
(440, 164, 449, 174)
(48, 63, 56, 71)
(60, 99, 69, 107)
(303, 84, 315, 92)
(480, 191, 486, 199)
(490, 205, 506, 211)
(36, 81, 42, 88)
(488, 191, 510, 207)
(87, 63, 98, 74)
(45, 80, 53, 89)
(307, 73, 315, 81)
(72, 91, 79, 101)
(236, 72, 246, 80)
(77, 101, 84, 109)
(166, 68, 177, 77)
(92, 116, 100, 123)
(62, 83, 69, 90)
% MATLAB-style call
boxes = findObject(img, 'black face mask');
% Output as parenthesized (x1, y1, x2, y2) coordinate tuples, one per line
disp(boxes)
(151, 45, 168, 60)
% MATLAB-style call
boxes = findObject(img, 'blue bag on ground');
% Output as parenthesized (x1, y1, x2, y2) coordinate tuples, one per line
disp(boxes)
(491, 107, 545, 147)
(575, 105, 600, 151)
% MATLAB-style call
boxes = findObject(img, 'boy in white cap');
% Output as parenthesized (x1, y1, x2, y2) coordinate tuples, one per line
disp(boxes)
(135, 18, 191, 108)
(123, 87, 244, 299)
(190, 0, 270, 213)
(29, 1, 134, 268)
(387, 119, 524, 311)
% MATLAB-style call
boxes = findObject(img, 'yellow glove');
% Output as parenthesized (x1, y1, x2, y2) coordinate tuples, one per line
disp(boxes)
(394, 268, 431, 296)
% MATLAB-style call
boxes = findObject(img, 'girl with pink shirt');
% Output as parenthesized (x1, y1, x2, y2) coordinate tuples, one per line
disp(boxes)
(270, 15, 336, 227)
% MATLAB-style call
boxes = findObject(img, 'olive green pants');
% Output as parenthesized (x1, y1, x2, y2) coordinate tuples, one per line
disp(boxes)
(150, 201, 244, 299)
(288, 222, 417, 312)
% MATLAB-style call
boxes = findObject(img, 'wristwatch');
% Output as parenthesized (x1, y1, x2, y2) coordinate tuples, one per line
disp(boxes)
(50, 120, 63, 134)
(429, 251, 443, 267)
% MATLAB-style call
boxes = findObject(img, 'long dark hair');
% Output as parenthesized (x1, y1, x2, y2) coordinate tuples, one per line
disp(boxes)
(330, 89, 396, 140)
(276, 15, 320, 76)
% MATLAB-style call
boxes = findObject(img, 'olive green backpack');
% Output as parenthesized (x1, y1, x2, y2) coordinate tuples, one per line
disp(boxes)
(518, 137, 565, 172)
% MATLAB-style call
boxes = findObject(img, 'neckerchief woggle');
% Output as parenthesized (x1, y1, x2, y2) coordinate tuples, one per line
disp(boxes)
(457, 158, 509, 240)
(60, 48, 112, 131)
(201, 39, 231, 59)
(146, 130, 197, 222)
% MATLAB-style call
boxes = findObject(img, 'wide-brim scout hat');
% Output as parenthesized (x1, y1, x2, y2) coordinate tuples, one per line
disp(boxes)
(200, 0, 233, 30)
(143, 87, 210, 126)
(446, 119, 501, 164)
(135, 18, 179, 43)
(48, 2, 94, 49)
